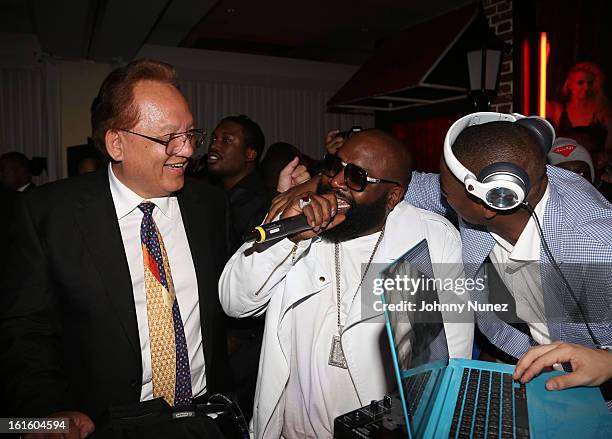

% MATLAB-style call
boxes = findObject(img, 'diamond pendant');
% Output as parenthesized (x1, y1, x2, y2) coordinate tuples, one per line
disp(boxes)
(328, 334, 348, 369)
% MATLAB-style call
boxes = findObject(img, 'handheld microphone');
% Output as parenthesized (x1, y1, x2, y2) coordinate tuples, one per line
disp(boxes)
(243, 215, 311, 244)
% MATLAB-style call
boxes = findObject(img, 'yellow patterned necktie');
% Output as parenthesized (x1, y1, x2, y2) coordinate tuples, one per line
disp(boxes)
(139, 202, 192, 406)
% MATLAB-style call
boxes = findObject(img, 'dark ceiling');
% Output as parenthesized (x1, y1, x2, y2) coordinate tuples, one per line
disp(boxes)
(1, 0, 474, 65)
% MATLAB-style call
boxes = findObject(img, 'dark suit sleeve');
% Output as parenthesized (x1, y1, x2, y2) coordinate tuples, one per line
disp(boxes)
(0, 196, 74, 417)
(224, 195, 232, 265)
(212, 193, 234, 394)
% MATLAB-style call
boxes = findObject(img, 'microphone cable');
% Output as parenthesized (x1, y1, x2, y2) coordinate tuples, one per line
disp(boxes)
(521, 201, 603, 348)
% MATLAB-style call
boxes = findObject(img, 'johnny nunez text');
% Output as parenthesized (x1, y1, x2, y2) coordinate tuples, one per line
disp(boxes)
(372, 300, 508, 313)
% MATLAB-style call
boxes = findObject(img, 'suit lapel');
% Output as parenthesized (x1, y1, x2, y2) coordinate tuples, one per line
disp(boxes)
(541, 181, 565, 264)
(460, 221, 495, 279)
(541, 181, 566, 342)
(74, 170, 141, 364)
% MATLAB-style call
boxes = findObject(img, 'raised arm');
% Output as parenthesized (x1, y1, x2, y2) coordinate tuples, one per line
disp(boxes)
(219, 236, 308, 318)
(219, 191, 344, 318)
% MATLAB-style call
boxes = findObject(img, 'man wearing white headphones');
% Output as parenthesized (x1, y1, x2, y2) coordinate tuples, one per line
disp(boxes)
(405, 113, 612, 388)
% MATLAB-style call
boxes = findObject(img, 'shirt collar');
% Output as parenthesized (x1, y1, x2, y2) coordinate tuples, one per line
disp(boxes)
(490, 184, 550, 262)
(108, 163, 175, 220)
(16, 182, 31, 192)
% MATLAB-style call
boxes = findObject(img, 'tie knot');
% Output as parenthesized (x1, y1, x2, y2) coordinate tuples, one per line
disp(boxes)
(138, 202, 156, 216)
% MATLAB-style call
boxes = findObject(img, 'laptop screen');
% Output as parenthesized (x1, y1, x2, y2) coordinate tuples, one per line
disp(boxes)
(380, 239, 450, 438)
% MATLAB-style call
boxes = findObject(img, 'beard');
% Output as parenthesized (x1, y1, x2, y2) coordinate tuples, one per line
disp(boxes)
(317, 180, 388, 242)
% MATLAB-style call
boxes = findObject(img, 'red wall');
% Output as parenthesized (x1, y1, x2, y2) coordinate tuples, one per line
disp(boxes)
(391, 114, 460, 173)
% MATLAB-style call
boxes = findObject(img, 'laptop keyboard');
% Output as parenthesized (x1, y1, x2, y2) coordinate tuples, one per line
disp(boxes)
(404, 370, 432, 415)
(449, 368, 530, 439)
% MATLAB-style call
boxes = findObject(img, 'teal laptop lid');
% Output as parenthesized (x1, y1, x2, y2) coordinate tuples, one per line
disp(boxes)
(380, 239, 449, 438)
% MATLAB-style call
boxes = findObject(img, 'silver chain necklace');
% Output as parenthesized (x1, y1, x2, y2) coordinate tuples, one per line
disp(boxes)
(328, 227, 385, 369)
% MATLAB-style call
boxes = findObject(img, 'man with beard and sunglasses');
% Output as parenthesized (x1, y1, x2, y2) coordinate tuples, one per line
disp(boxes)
(219, 129, 473, 438)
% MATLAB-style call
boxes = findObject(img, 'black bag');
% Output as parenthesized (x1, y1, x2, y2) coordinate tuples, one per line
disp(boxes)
(93, 394, 248, 439)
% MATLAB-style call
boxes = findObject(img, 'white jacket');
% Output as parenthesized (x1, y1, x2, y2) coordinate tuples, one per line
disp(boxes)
(219, 201, 473, 438)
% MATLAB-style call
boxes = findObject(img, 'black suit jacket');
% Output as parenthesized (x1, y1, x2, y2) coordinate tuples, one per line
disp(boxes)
(0, 169, 231, 421)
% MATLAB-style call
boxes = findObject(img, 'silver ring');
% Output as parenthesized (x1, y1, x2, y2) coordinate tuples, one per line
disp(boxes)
(299, 196, 312, 210)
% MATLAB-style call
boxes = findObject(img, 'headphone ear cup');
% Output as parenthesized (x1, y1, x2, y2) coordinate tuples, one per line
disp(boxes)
(478, 162, 531, 193)
(516, 117, 555, 154)
(477, 162, 531, 209)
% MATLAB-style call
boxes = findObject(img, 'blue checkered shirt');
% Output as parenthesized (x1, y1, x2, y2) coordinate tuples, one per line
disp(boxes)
(405, 165, 612, 360)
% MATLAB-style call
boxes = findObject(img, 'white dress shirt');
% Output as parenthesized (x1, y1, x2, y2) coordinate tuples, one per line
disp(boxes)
(108, 164, 206, 400)
(489, 185, 551, 345)
(17, 182, 32, 192)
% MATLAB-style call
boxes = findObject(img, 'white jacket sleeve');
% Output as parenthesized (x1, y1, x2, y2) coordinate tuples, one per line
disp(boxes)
(218, 237, 311, 318)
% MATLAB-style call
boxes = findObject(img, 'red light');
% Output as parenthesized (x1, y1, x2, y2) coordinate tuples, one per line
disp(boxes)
(538, 32, 548, 118)
(522, 38, 530, 115)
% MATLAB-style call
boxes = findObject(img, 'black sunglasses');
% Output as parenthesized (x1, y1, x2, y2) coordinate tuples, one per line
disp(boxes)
(322, 153, 401, 192)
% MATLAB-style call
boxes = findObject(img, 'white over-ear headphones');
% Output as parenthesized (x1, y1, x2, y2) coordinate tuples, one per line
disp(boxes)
(443, 112, 555, 210)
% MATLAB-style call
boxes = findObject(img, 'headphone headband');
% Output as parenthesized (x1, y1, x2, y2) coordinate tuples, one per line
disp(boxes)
(443, 112, 555, 210)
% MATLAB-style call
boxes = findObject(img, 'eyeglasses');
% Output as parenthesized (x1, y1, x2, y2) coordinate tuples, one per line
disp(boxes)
(119, 128, 206, 156)
(322, 153, 401, 192)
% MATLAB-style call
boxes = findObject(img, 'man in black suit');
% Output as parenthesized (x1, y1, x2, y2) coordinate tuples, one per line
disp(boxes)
(0, 59, 230, 438)
(207, 114, 271, 252)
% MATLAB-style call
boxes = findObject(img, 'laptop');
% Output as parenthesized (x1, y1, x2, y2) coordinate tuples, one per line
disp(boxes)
(380, 239, 612, 438)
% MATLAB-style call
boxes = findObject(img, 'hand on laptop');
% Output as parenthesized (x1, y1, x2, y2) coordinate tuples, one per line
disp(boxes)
(513, 341, 612, 390)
